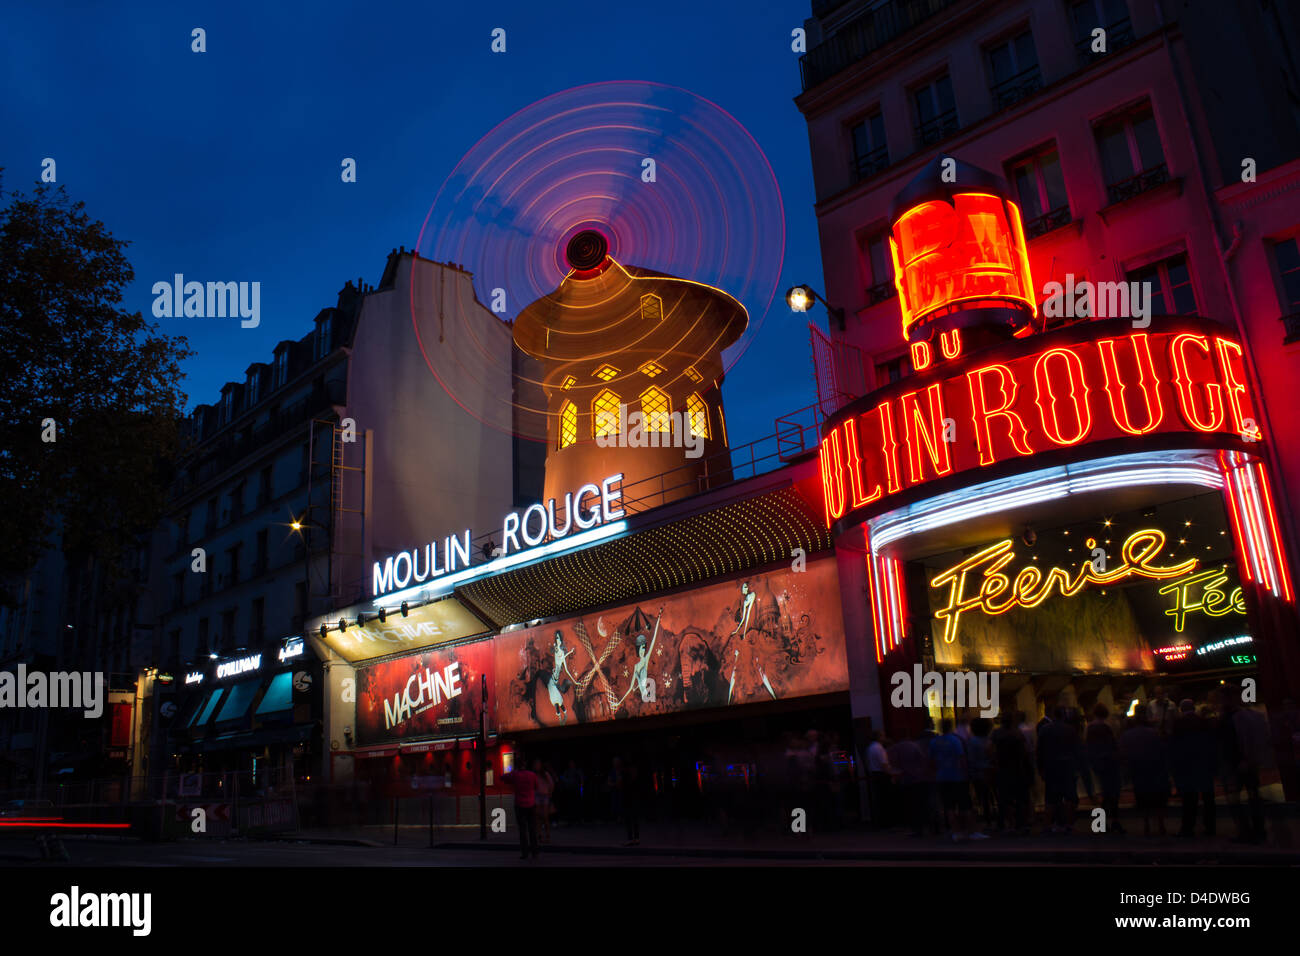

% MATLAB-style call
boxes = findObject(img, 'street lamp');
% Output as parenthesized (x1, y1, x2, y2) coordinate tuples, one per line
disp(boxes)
(786, 283, 846, 331)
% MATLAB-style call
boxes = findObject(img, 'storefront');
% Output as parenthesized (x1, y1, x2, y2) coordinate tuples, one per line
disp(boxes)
(815, 160, 1299, 795)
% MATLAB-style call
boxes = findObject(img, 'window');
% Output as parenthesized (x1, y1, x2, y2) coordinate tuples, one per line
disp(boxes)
(875, 355, 908, 386)
(864, 232, 897, 303)
(1007, 146, 1070, 238)
(1273, 239, 1300, 343)
(986, 30, 1041, 110)
(171, 571, 185, 611)
(227, 544, 242, 587)
(275, 349, 289, 387)
(559, 374, 577, 390)
(168, 629, 180, 665)
(558, 401, 578, 449)
(222, 390, 235, 424)
(251, 598, 265, 643)
(1070, 0, 1133, 61)
(685, 366, 702, 383)
(638, 360, 665, 378)
(258, 465, 272, 507)
(686, 394, 710, 439)
(254, 529, 268, 574)
(1126, 254, 1197, 316)
(640, 294, 663, 322)
(198, 617, 209, 654)
(205, 497, 217, 534)
(1095, 103, 1167, 204)
(913, 74, 958, 145)
(221, 609, 236, 652)
(230, 481, 245, 521)
(246, 370, 260, 407)
(316, 316, 332, 359)
(594, 364, 619, 382)
(593, 389, 621, 438)
(850, 111, 888, 181)
(640, 386, 671, 432)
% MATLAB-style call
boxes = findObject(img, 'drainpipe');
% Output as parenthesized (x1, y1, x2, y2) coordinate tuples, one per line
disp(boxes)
(1153, 0, 1300, 568)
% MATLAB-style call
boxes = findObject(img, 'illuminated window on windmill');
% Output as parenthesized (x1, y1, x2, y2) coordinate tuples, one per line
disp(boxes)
(594, 364, 619, 382)
(560, 375, 577, 390)
(687, 393, 710, 439)
(558, 401, 578, 449)
(640, 294, 663, 322)
(638, 360, 665, 378)
(593, 389, 621, 438)
(685, 366, 703, 383)
(640, 386, 671, 432)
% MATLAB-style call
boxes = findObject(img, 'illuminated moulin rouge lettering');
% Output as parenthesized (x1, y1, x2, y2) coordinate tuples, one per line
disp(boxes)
(819, 328, 1259, 527)
(929, 528, 1198, 643)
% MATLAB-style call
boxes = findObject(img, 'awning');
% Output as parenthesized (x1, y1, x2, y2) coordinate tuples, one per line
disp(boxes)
(189, 688, 226, 729)
(194, 723, 315, 753)
(354, 745, 400, 759)
(215, 678, 261, 723)
(255, 671, 294, 717)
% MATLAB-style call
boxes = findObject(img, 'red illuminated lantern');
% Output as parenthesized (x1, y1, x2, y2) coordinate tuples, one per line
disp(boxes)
(889, 158, 1036, 345)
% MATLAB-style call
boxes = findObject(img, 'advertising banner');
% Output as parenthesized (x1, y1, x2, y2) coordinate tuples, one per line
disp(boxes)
(355, 641, 493, 746)
(494, 557, 849, 732)
(320, 597, 490, 663)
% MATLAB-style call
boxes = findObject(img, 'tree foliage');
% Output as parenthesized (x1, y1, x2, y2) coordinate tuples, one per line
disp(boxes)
(0, 177, 193, 600)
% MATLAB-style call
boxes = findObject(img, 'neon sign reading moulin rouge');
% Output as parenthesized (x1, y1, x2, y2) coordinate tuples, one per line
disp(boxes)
(930, 528, 1197, 643)
(819, 326, 1258, 527)
(372, 474, 624, 597)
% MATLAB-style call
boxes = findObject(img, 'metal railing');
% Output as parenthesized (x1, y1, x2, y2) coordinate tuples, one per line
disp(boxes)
(1023, 204, 1072, 240)
(1105, 163, 1169, 206)
(1074, 16, 1135, 63)
(915, 107, 959, 146)
(800, 0, 963, 91)
(852, 144, 890, 183)
(990, 65, 1042, 111)
(868, 279, 899, 304)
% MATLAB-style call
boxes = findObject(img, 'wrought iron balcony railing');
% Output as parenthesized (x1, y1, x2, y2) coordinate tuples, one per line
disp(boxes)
(915, 108, 959, 146)
(852, 144, 890, 183)
(1023, 204, 1073, 240)
(800, 0, 962, 92)
(1074, 17, 1135, 63)
(1105, 163, 1169, 206)
(990, 65, 1043, 111)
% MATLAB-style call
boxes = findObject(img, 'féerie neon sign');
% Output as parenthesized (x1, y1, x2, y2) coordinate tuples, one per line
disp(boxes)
(1157, 567, 1246, 632)
(930, 528, 1197, 643)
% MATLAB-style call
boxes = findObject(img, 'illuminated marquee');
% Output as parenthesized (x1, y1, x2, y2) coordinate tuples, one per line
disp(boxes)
(372, 473, 624, 597)
(929, 528, 1198, 643)
(819, 321, 1259, 528)
(1157, 567, 1247, 632)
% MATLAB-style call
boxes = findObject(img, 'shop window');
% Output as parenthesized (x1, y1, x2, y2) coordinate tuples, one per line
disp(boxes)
(593, 389, 621, 438)
(912, 73, 958, 146)
(594, 363, 619, 382)
(640, 294, 663, 322)
(850, 110, 888, 182)
(1126, 253, 1197, 316)
(986, 29, 1041, 110)
(558, 400, 578, 449)
(1095, 102, 1167, 204)
(640, 386, 671, 432)
(1007, 145, 1070, 238)
(687, 393, 710, 439)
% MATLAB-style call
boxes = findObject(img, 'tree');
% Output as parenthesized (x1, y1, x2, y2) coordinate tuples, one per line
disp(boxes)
(0, 176, 193, 601)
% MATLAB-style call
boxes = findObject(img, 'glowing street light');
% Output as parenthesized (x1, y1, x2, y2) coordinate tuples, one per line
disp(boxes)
(785, 283, 845, 330)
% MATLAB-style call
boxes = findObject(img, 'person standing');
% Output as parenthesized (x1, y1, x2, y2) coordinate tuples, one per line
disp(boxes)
(991, 710, 1031, 833)
(866, 731, 895, 828)
(1086, 704, 1124, 835)
(612, 757, 642, 846)
(966, 718, 995, 827)
(502, 755, 540, 860)
(1038, 708, 1092, 834)
(1119, 705, 1170, 837)
(1226, 699, 1270, 843)
(533, 759, 555, 845)
(1169, 700, 1216, 838)
(930, 719, 983, 840)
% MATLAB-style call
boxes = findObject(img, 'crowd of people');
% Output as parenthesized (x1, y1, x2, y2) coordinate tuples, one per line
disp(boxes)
(866, 689, 1278, 842)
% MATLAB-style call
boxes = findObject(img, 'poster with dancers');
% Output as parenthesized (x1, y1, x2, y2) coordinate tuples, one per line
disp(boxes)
(494, 557, 848, 731)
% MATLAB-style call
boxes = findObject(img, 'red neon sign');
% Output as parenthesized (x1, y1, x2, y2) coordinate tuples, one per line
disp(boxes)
(819, 322, 1260, 527)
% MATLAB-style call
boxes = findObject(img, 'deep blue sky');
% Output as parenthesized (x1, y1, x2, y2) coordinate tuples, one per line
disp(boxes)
(3, 0, 826, 445)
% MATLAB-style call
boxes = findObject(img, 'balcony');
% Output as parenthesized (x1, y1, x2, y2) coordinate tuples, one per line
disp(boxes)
(915, 108, 959, 147)
(1283, 312, 1300, 344)
(800, 0, 963, 92)
(868, 280, 899, 305)
(852, 144, 890, 183)
(1074, 17, 1135, 64)
(1023, 204, 1073, 240)
(990, 65, 1042, 112)
(1104, 163, 1169, 206)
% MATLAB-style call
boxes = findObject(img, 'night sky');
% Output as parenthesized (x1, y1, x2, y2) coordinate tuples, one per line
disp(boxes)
(2, 1, 826, 446)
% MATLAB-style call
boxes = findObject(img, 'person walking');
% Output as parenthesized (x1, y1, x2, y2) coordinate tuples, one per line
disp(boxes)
(1119, 705, 1170, 837)
(534, 759, 555, 844)
(502, 754, 540, 860)
(1086, 704, 1124, 835)
(1169, 700, 1216, 838)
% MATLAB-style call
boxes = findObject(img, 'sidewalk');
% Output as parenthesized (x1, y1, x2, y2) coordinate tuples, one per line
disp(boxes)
(282, 814, 1300, 863)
